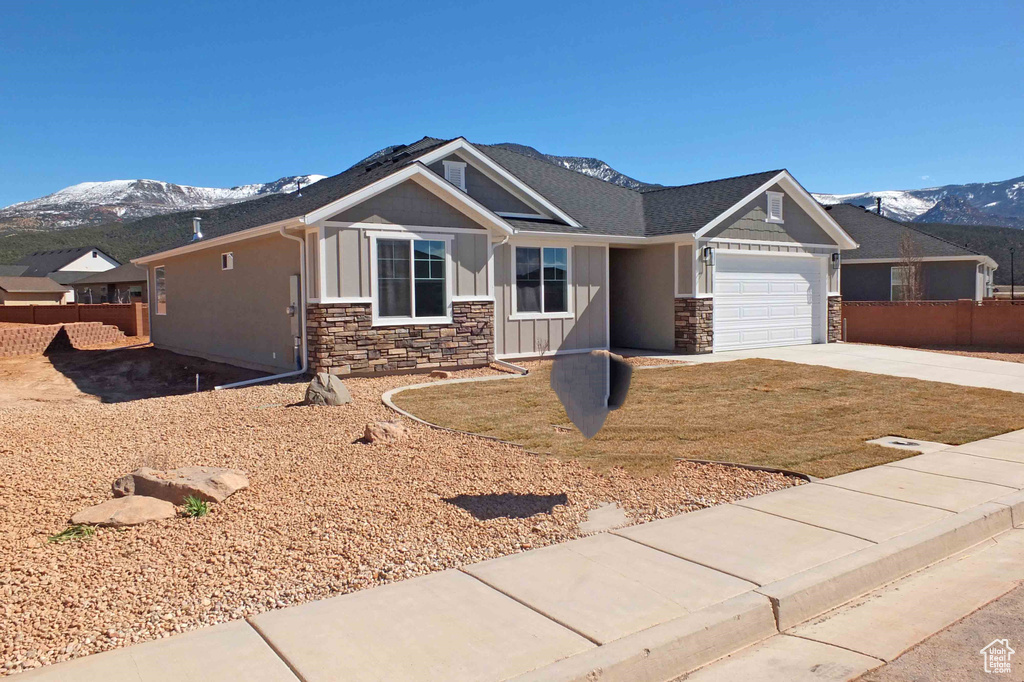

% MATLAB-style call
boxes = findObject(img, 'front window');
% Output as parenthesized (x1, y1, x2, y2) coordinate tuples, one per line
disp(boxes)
(154, 266, 167, 314)
(516, 246, 569, 314)
(376, 238, 448, 320)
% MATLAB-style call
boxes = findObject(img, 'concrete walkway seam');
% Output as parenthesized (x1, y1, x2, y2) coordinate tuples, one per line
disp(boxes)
(756, 502, 1013, 631)
(245, 618, 308, 682)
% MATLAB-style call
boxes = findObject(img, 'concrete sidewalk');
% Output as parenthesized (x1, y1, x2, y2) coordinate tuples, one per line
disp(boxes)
(21, 431, 1024, 682)
(619, 343, 1024, 393)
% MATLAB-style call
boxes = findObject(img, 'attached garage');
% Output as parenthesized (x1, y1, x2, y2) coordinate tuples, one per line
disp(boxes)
(712, 253, 826, 352)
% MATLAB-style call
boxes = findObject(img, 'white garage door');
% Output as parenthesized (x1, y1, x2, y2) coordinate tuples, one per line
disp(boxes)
(713, 253, 824, 352)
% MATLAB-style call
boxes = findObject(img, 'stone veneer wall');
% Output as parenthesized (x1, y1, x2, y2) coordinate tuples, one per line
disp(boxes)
(674, 297, 713, 353)
(828, 296, 842, 342)
(307, 301, 494, 375)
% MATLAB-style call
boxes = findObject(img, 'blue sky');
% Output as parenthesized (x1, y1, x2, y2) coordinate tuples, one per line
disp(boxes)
(1, 0, 1022, 207)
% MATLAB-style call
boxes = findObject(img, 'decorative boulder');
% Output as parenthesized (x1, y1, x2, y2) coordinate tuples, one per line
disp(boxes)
(363, 421, 411, 443)
(113, 466, 249, 505)
(304, 372, 352, 407)
(429, 370, 452, 379)
(72, 496, 176, 527)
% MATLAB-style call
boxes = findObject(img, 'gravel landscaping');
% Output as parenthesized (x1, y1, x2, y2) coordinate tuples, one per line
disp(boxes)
(0, 350, 798, 675)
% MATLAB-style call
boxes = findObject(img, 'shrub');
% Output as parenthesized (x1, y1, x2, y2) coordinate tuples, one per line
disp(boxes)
(48, 524, 95, 543)
(182, 495, 209, 518)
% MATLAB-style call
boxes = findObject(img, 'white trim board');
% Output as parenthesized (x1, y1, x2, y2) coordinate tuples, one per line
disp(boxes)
(133, 218, 304, 264)
(844, 255, 998, 269)
(693, 171, 859, 250)
(416, 138, 582, 228)
(304, 162, 514, 236)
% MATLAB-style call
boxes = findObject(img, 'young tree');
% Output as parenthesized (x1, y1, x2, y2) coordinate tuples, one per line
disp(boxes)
(894, 232, 925, 301)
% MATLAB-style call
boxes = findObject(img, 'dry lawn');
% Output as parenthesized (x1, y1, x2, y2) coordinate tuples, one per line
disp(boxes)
(394, 358, 1024, 478)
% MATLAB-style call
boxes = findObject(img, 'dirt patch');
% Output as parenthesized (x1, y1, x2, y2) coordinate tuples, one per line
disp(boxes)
(0, 360, 797, 674)
(393, 359, 1024, 478)
(0, 346, 265, 406)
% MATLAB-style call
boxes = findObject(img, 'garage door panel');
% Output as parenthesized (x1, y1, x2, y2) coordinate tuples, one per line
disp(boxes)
(713, 253, 823, 352)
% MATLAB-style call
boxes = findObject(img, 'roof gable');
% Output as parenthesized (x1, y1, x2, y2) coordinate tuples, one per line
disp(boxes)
(15, 246, 118, 276)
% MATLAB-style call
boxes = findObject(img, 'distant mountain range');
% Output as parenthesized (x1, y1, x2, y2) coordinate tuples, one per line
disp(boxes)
(0, 142, 1020, 284)
(0, 175, 326, 232)
(813, 175, 1024, 229)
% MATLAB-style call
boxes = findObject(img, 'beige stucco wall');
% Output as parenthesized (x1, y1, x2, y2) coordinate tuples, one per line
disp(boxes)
(149, 233, 300, 373)
(0, 291, 66, 306)
(494, 242, 607, 357)
(610, 245, 675, 350)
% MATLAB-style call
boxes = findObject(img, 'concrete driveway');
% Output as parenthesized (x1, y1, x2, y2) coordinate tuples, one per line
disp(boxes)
(676, 343, 1024, 393)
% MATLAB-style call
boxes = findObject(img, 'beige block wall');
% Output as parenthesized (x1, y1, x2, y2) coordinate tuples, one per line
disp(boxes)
(493, 242, 607, 356)
(149, 233, 300, 373)
(0, 291, 66, 306)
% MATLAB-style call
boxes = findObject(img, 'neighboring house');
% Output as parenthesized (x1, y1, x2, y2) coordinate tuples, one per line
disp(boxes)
(0, 276, 71, 305)
(827, 204, 997, 301)
(73, 263, 149, 304)
(133, 136, 856, 375)
(11, 246, 121, 303)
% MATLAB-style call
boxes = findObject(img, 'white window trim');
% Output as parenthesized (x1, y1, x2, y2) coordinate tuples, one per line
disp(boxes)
(368, 232, 454, 327)
(221, 252, 234, 270)
(153, 265, 167, 315)
(442, 160, 467, 192)
(766, 191, 784, 224)
(509, 244, 574, 320)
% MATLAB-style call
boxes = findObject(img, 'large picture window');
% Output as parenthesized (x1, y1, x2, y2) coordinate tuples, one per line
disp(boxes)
(375, 238, 448, 321)
(515, 246, 569, 315)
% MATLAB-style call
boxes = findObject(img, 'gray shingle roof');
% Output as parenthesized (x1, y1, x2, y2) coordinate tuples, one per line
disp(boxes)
(0, 276, 71, 293)
(0, 265, 29, 277)
(138, 135, 792, 257)
(16, 247, 118, 276)
(826, 203, 984, 260)
(641, 170, 784, 236)
(72, 263, 148, 285)
(478, 144, 646, 236)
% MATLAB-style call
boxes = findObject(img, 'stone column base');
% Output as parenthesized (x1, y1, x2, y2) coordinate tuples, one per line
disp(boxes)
(675, 297, 713, 353)
(828, 296, 842, 342)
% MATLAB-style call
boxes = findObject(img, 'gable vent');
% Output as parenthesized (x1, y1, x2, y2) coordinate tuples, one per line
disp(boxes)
(443, 160, 467, 192)
(766, 191, 784, 223)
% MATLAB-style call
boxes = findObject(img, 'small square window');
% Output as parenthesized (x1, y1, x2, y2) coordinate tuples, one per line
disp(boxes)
(221, 253, 234, 270)
(766, 191, 784, 223)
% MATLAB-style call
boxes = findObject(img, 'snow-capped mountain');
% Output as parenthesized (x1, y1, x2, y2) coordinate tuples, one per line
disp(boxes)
(0, 175, 325, 232)
(813, 175, 1024, 229)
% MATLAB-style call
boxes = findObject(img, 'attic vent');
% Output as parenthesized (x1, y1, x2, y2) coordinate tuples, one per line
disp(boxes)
(389, 151, 410, 163)
(443, 160, 467, 192)
(365, 161, 383, 173)
(766, 191, 784, 223)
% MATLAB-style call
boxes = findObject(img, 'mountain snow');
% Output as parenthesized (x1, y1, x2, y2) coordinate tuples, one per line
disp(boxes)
(0, 175, 326, 231)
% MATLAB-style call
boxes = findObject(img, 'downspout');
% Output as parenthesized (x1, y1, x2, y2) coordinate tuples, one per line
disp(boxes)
(215, 226, 309, 390)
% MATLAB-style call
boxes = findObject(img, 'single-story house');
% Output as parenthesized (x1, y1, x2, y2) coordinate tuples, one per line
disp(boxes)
(4, 246, 122, 303)
(133, 136, 857, 375)
(826, 204, 997, 301)
(0, 276, 71, 305)
(72, 263, 149, 304)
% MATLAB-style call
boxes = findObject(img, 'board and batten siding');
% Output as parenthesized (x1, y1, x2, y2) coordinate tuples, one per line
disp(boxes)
(317, 226, 490, 300)
(494, 243, 608, 357)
